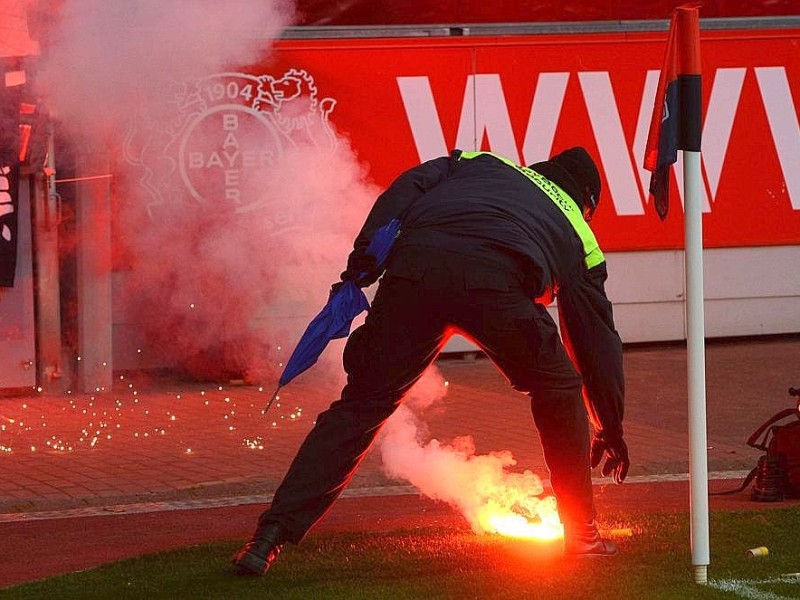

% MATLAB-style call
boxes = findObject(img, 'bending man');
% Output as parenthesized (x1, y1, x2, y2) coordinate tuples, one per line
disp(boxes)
(233, 147, 629, 574)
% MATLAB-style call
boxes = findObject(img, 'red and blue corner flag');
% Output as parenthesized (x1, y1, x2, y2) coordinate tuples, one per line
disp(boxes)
(644, 4, 702, 221)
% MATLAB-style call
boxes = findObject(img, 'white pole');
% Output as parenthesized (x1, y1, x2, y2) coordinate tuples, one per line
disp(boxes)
(684, 149, 710, 584)
(76, 151, 114, 393)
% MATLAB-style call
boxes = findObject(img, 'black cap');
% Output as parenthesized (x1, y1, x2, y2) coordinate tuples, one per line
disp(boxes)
(530, 147, 601, 217)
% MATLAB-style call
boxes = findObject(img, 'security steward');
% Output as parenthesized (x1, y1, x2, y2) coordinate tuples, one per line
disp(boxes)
(233, 147, 629, 574)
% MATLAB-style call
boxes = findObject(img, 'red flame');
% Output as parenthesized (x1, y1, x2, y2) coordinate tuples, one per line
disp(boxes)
(476, 494, 564, 541)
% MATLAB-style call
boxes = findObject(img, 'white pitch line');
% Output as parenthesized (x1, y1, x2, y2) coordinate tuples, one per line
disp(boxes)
(0, 470, 753, 523)
(599, 470, 752, 485)
(709, 577, 800, 600)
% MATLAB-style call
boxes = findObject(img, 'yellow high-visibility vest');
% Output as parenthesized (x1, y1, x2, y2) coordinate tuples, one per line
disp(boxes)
(458, 151, 604, 269)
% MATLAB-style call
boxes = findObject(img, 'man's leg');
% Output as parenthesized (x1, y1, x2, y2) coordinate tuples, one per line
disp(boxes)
(462, 294, 615, 555)
(466, 301, 594, 524)
(256, 277, 446, 544)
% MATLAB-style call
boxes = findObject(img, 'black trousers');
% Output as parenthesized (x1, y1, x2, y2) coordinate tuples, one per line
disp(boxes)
(261, 249, 594, 543)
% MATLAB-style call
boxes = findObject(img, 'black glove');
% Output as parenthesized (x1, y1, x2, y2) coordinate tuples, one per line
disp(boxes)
(590, 432, 629, 484)
(341, 252, 380, 287)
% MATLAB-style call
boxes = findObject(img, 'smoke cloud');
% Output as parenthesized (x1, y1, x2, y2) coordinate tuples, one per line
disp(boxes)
(30, 0, 379, 383)
(35, 0, 295, 134)
(118, 135, 377, 381)
(379, 367, 559, 535)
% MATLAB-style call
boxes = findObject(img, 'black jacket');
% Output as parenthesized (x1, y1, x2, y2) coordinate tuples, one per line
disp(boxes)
(347, 151, 624, 440)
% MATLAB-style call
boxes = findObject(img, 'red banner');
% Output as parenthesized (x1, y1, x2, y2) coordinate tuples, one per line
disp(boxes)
(216, 28, 800, 251)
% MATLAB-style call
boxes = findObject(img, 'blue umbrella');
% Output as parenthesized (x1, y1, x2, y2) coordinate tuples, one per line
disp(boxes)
(265, 219, 401, 412)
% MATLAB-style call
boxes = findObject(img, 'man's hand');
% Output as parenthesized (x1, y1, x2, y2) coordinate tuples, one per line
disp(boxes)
(341, 252, 379, 287)
(590, 433, 629, 484)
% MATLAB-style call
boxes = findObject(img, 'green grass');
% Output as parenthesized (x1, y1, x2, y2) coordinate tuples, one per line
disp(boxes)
(4, 508, 800, 599)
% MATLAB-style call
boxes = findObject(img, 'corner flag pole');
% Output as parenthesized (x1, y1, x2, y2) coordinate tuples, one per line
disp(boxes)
(676, 7, 709, 584)
(684, 146, 709, 584)
(643, 4, 709, 583)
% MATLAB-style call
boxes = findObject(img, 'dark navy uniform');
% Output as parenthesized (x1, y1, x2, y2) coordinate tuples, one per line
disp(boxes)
(261, 150, 625, 543)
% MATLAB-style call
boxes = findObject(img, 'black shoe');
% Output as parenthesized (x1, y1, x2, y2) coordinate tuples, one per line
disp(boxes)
(563, 520, 618, 557)
(232, 522, 285, 575)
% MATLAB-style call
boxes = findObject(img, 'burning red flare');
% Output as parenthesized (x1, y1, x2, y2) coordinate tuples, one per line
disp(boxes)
(476, 493, 563, 541)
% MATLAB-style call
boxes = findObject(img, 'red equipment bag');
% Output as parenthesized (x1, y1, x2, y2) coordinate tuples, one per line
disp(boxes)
(713, 387, 800, 501)
(746, 387, 800, 501)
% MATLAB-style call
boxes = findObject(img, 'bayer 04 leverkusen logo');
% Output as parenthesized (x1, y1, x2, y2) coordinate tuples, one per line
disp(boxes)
(124, 69, 337, 223)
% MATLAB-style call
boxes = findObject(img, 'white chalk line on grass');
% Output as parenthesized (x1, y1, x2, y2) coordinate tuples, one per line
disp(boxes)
(709, 577, 800, 600)
(0, 469, 754, 523)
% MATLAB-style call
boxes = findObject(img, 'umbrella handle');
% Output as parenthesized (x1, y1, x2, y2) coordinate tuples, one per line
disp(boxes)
(264, 385, 281, 414)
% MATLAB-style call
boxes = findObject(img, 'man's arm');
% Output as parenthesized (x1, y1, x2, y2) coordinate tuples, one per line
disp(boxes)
(343, 154, 455, 285)
(556, 261, 624, 440)
(557, 261, 628, 482)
